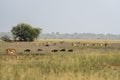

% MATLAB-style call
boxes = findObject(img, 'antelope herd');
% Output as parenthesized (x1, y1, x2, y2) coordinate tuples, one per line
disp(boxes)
(3, 41, 111, 59)
(5, 41, 110, 54)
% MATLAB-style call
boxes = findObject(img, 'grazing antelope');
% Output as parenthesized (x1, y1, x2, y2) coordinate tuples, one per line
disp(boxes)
(83, 43, 86, 46)
(37, 49, 43, 51)
(105, 43, 108, 47)
(51, 49, 59, 52)
(24, 49, 31, 53)
(72, 43, 77, 46)
(68, 49, 73, 52)
(92, 43, 95, 46)
(60, 41, 64, 44)
(53, 43, 57, 46)
(99, 43, 103, 47)
(86, 43, 90, 47)
(60, 49, 66, 52)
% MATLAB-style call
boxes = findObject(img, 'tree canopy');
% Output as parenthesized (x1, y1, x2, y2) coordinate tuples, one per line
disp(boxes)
(11, 23, 42, 41)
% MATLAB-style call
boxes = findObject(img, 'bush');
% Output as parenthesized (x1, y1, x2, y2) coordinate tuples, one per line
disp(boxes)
(1, 35, 10, 42)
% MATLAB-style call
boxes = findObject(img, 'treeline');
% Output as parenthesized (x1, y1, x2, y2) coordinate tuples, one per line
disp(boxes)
(1, 32, 120, 40)
(39, 33, 120, 39)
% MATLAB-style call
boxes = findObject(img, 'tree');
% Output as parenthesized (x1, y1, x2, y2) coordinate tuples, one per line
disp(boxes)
(1, 35, 10, 42)
(11, 23, 42, 41)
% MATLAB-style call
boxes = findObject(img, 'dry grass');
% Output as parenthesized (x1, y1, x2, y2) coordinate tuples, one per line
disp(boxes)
(36, 39, 120, 43)
(0, 40, 120, 80)
(0, 52, 120, 80)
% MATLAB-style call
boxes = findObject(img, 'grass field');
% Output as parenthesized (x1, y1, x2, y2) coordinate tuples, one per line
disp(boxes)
(0, 40, 120, 80)
(0, 52, 120, 80)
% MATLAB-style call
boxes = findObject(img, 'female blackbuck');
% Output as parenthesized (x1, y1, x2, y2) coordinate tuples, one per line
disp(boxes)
(6, 48, 18, 59)
(6, 48, 16, 55)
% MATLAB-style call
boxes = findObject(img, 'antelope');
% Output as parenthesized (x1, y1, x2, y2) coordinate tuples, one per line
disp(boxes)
(51, 49, 59, 52)
(24, 49, 31, 53)
(68, 49, 73, 52)
(6, 48, 18, 59)
(72, 43, 77, 46)
(105, 43, 108, 47)
(37, 49, 43, 51)
(60, 49, 66, 52)
(6, 48, 16, 55)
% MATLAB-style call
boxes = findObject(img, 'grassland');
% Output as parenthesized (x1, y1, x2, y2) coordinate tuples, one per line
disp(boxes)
(0, 40, 120, 80)
(0, 52, 120, 80)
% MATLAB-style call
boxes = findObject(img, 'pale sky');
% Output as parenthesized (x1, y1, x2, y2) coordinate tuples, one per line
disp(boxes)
(0, 0, 120, 34)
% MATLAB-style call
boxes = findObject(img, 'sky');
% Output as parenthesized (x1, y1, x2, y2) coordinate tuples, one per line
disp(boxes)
(0, 0, 120, 34)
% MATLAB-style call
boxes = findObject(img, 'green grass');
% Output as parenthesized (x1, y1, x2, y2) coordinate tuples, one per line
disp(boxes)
(0, 52, 120, 80)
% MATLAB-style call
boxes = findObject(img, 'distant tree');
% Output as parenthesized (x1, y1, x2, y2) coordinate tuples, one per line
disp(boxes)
(11, 23, 42, 41)
(1, 35, 10, 42)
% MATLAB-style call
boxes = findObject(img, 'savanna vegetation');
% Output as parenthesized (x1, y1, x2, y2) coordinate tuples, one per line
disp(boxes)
(0, 40, 120, 80)
(0, 52, 120, 80)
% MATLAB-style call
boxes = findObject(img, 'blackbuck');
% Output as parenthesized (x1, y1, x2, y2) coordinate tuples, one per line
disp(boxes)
(24, 49, 31, 52)
(37, 49, 43, 51)
(60, 49, 66, 52)
(6, 48, 16, 55)
(51, 49, 58, 52)
(68, 49, 73, 52)
(6, 48, 18, 59)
